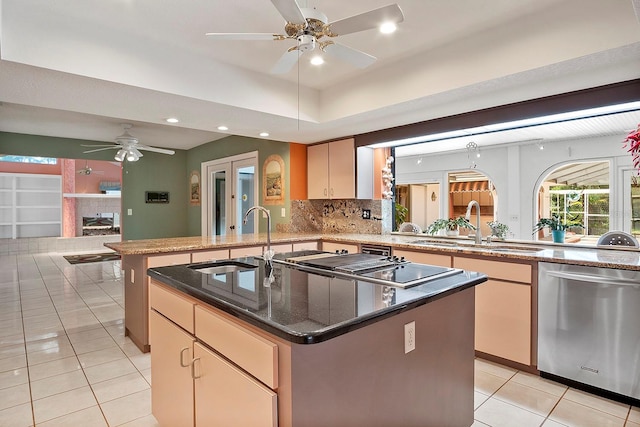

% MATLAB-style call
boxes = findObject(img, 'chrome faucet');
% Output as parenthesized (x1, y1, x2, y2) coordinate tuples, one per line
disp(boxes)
(243, 205, 271, 254)
(465, 200, 483, 244)
(243, 205, 274, 285)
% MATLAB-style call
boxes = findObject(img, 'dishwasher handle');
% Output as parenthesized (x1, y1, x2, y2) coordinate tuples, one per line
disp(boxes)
(547, 270, 639, 287)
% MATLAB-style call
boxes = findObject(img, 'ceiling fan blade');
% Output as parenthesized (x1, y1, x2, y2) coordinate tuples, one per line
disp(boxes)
(81, 144, 116, 147)
(327, 4, 404, 36)
(271, 0, 306, 25)
(271, 48, 302, 74)
(137, 145, 176, 155)
(83, 146, 119, 153)
(205, 33, 286, 41)
(322, 42, 376, 69)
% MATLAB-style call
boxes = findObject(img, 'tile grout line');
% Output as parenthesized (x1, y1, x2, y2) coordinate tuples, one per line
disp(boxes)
(25, 253, 110, 427)
(16, 254, 37, 427)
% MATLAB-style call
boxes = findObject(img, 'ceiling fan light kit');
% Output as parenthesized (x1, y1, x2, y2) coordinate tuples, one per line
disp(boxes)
(82, 123, 175, 163)
(206, 0, 404, 74)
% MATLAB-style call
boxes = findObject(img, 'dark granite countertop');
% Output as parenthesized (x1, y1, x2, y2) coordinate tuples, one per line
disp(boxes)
(147, 256, 487, 344)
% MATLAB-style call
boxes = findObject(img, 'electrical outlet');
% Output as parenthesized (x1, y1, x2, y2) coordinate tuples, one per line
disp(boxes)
(362, 209, 371, 219)
(404, 321, 416, 354)
(281, 207, 286, 217)
(127, 208, 133, 216)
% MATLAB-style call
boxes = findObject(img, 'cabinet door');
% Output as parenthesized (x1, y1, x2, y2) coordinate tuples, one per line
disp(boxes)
(474, 279, 531, 365)
(328, 139, 355, 199)
(149, 311, 195, 427)
(194, 342, 277, 427)
(392, 249, 452, 267)
(307, 143, 329, 199)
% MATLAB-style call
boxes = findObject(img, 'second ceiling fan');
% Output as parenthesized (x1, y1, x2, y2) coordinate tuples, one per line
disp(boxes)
(206, 0, 404, 74)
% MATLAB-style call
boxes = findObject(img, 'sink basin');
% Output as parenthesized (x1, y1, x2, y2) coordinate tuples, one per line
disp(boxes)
(190, 260, 258, 275)
(409, 239, 542, 254)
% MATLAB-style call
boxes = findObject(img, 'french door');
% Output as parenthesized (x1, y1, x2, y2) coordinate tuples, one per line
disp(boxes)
(201, 152, 258, 237)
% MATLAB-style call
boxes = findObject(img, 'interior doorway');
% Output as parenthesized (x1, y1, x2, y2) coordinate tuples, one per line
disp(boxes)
(201, 152, 258, 237)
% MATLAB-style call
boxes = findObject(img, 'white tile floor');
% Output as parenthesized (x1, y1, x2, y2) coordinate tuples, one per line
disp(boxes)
(0, 252, 638, 426)
(0, 253, 157, 427)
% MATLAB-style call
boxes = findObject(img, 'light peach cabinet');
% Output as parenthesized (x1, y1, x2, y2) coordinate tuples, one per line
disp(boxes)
(307, 138, 355, 199)
(392, 249, 452, 267)
(194, 342, 277, 427)
(149, 310, 195, 427)
(149, 281, 279, 427)
(453, 257, 533, 366)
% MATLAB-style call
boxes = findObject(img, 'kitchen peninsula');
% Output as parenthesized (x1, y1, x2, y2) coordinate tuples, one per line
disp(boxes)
(146, 253, 487, 427)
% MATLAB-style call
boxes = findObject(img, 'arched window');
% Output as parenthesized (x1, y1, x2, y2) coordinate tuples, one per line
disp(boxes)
(535, 161, 609, 244)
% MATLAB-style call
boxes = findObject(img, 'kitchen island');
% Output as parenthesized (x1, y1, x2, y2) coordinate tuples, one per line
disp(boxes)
(147, 254, 487, 427)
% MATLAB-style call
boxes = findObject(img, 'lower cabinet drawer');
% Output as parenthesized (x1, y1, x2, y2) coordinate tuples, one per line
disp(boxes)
(149, 281, 195, 334)
(230, 245, 264, 258)
(194, 305, 278, 389)
(194, 342, 277, 427)
(147, 253, 191, 268)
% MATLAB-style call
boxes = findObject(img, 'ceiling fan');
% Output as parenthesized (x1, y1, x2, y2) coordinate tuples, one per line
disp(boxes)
(77, 160, 104, 175)
(82, 124, 175, 162)
(206, 0, 404, 74)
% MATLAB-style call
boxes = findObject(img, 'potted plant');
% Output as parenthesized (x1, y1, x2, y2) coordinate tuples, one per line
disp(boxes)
(532, 213, 581, 243)
(394, 203, 409, 231)
(487, 221, 509, 239)
(426, 217, 475, 236)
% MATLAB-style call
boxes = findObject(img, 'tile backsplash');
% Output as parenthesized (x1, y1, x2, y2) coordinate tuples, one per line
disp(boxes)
(279, 199, 392, 234)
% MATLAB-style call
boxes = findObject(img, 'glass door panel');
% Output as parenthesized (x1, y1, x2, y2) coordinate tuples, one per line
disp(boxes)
(206, 162, 231, 237)
(202, 152, 258, 237)
(234, 163, 256, 235)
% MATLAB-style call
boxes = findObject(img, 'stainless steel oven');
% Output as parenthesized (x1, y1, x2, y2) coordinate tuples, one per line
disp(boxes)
(538, 262, 640, 401)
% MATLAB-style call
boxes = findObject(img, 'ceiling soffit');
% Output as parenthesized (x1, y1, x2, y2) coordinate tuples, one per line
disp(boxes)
(3, 1, 639, 124)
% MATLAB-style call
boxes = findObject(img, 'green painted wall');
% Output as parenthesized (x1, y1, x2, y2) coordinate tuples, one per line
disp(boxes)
(0, 131, 189, 240)
(1, 131, 292, 239)
(186, 135, 291, 236)
(121, 150, 188, 240)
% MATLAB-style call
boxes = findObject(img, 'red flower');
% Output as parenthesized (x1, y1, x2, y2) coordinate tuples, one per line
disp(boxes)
(623, 124, 640, 172)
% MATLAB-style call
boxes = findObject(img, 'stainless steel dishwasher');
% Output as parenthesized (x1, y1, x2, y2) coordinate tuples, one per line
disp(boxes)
(538, 262, 640, 401)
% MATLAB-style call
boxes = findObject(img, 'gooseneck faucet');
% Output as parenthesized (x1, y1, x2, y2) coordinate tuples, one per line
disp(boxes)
(465, 200, 483, 244)
(243, 205, 274, 286)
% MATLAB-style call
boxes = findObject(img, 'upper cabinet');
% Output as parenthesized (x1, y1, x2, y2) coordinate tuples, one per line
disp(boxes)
(307, 139, 355, 199)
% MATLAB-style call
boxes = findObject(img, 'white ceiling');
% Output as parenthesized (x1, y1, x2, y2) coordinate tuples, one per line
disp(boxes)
(1, 0, 639, 151)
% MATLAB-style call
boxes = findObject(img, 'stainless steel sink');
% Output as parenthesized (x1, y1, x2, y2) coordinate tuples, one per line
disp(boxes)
(190, 260, 258, 275)
(410, 239, 542, 254)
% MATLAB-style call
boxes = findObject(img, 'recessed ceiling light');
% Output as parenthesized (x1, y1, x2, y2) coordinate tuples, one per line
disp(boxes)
(310, 55, 324, 66)
(379, 22, 397, 34)
(165, 117, 179, 123)
(217, 125, 229, 131)
(259, 132, 269, 137)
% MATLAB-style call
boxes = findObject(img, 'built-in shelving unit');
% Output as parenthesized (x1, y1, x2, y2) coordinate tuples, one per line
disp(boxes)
(0, 173, 62, 239)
